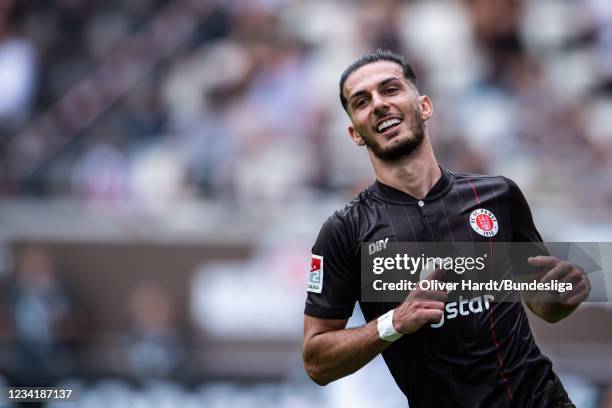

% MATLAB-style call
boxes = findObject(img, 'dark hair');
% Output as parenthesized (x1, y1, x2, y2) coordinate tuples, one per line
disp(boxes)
(339, 49, 418, 112)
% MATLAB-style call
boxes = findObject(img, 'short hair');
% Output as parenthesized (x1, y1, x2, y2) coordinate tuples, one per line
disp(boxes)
(339, 49, 418, 112)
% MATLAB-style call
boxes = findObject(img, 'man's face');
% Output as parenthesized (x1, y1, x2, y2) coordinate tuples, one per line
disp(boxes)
(343, 61, 428, 161)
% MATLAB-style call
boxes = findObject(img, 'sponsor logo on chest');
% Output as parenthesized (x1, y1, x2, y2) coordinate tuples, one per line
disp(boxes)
(431, 294, 495, 328)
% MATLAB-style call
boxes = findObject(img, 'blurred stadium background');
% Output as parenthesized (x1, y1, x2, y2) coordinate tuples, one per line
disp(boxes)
(0, 0, 611, 406)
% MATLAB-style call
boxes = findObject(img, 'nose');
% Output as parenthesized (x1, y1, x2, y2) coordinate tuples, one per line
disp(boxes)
(371, 92, 389, 115)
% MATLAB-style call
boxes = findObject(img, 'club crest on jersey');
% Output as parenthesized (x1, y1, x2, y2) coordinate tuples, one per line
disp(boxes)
(307, 254, 324, 293)
(469, 208, 499, 237)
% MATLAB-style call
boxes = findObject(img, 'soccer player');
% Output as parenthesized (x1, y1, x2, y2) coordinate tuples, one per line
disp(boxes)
(302, 49, 591, 407)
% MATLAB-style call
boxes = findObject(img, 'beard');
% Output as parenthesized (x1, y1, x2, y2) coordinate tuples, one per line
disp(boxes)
(361, 108, 425, 161)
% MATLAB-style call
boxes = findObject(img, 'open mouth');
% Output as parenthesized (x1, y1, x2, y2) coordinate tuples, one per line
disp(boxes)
(375, 117, 403, 134)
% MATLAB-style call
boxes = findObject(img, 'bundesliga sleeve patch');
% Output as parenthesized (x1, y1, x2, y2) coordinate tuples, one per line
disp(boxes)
(307, 254, 324, 293)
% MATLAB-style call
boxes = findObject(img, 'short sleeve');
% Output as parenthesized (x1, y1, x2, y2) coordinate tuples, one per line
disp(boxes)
(504, 177, 544, 243)
(504, 177, 549, 276)
(304, 213, 359, 319)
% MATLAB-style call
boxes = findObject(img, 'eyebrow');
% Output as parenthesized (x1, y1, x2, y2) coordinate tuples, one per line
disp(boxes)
(348, 77, 401, 105)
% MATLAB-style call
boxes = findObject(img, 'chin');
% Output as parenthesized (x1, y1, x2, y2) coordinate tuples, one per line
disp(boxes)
(385, 132, 413, 146)
(373, 132, 424, 161)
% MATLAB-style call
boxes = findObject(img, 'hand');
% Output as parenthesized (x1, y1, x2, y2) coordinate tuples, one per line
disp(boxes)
(392, 268, 447, 334)
(528, 256, 591, 306)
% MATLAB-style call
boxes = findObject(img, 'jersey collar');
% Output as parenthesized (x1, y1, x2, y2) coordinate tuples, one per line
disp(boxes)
(372, 167, 454, 204)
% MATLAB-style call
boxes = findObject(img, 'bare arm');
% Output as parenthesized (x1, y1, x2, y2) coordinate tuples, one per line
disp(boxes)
(302, 269, 447, 385)
(302, 315, 390, 386)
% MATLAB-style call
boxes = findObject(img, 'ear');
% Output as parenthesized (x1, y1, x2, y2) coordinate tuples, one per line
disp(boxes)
(348, 125, 366, 146)
(418, 95, 433, 121)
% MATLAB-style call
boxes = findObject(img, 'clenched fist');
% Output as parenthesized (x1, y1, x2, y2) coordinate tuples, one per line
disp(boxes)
(528, 256, 591, 306)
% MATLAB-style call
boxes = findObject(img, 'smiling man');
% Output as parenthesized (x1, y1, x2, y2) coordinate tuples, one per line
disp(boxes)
(301, 49, 590, 407)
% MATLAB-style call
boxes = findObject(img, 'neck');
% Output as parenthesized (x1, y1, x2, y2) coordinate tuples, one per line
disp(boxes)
(369, 136, 441, 199)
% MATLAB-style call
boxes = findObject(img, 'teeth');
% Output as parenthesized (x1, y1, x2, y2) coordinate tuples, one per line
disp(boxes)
(378, 118, 401, 132)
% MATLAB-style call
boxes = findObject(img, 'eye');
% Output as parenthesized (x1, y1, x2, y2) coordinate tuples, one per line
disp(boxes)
(385, 87, 398, 94)
(355, 98, 369, 109)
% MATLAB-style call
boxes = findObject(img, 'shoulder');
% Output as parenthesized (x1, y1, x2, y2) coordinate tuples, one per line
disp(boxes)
(451, 170, 510, 184)
(451, 170, 518, 194)
(318, 186, 375, 241)
(335, 186, 375, 217)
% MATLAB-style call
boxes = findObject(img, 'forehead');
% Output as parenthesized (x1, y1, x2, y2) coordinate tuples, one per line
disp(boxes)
(344, 61, 405, 98)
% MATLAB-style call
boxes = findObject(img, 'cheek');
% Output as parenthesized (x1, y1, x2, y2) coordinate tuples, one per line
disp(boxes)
(355, 109, 369, 123)
(353, 113, 370, 133)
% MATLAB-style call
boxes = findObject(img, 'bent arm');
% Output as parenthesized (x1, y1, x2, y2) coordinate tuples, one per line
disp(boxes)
(302, 315, 391, 386)
(522, 293, 579, 323)
(302, 278, 446, 386)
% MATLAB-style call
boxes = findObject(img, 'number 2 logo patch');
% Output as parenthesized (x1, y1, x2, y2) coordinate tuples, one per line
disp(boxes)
(307, 254, 323, 293)
(469, 208, 499, 237)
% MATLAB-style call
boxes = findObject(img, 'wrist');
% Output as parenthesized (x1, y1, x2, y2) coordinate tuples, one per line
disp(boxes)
(392, 310, 401, 332)
(377, 309, 403, 342)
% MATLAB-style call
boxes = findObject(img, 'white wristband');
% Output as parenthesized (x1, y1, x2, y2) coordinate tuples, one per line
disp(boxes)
(377, 309, 403, 342)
